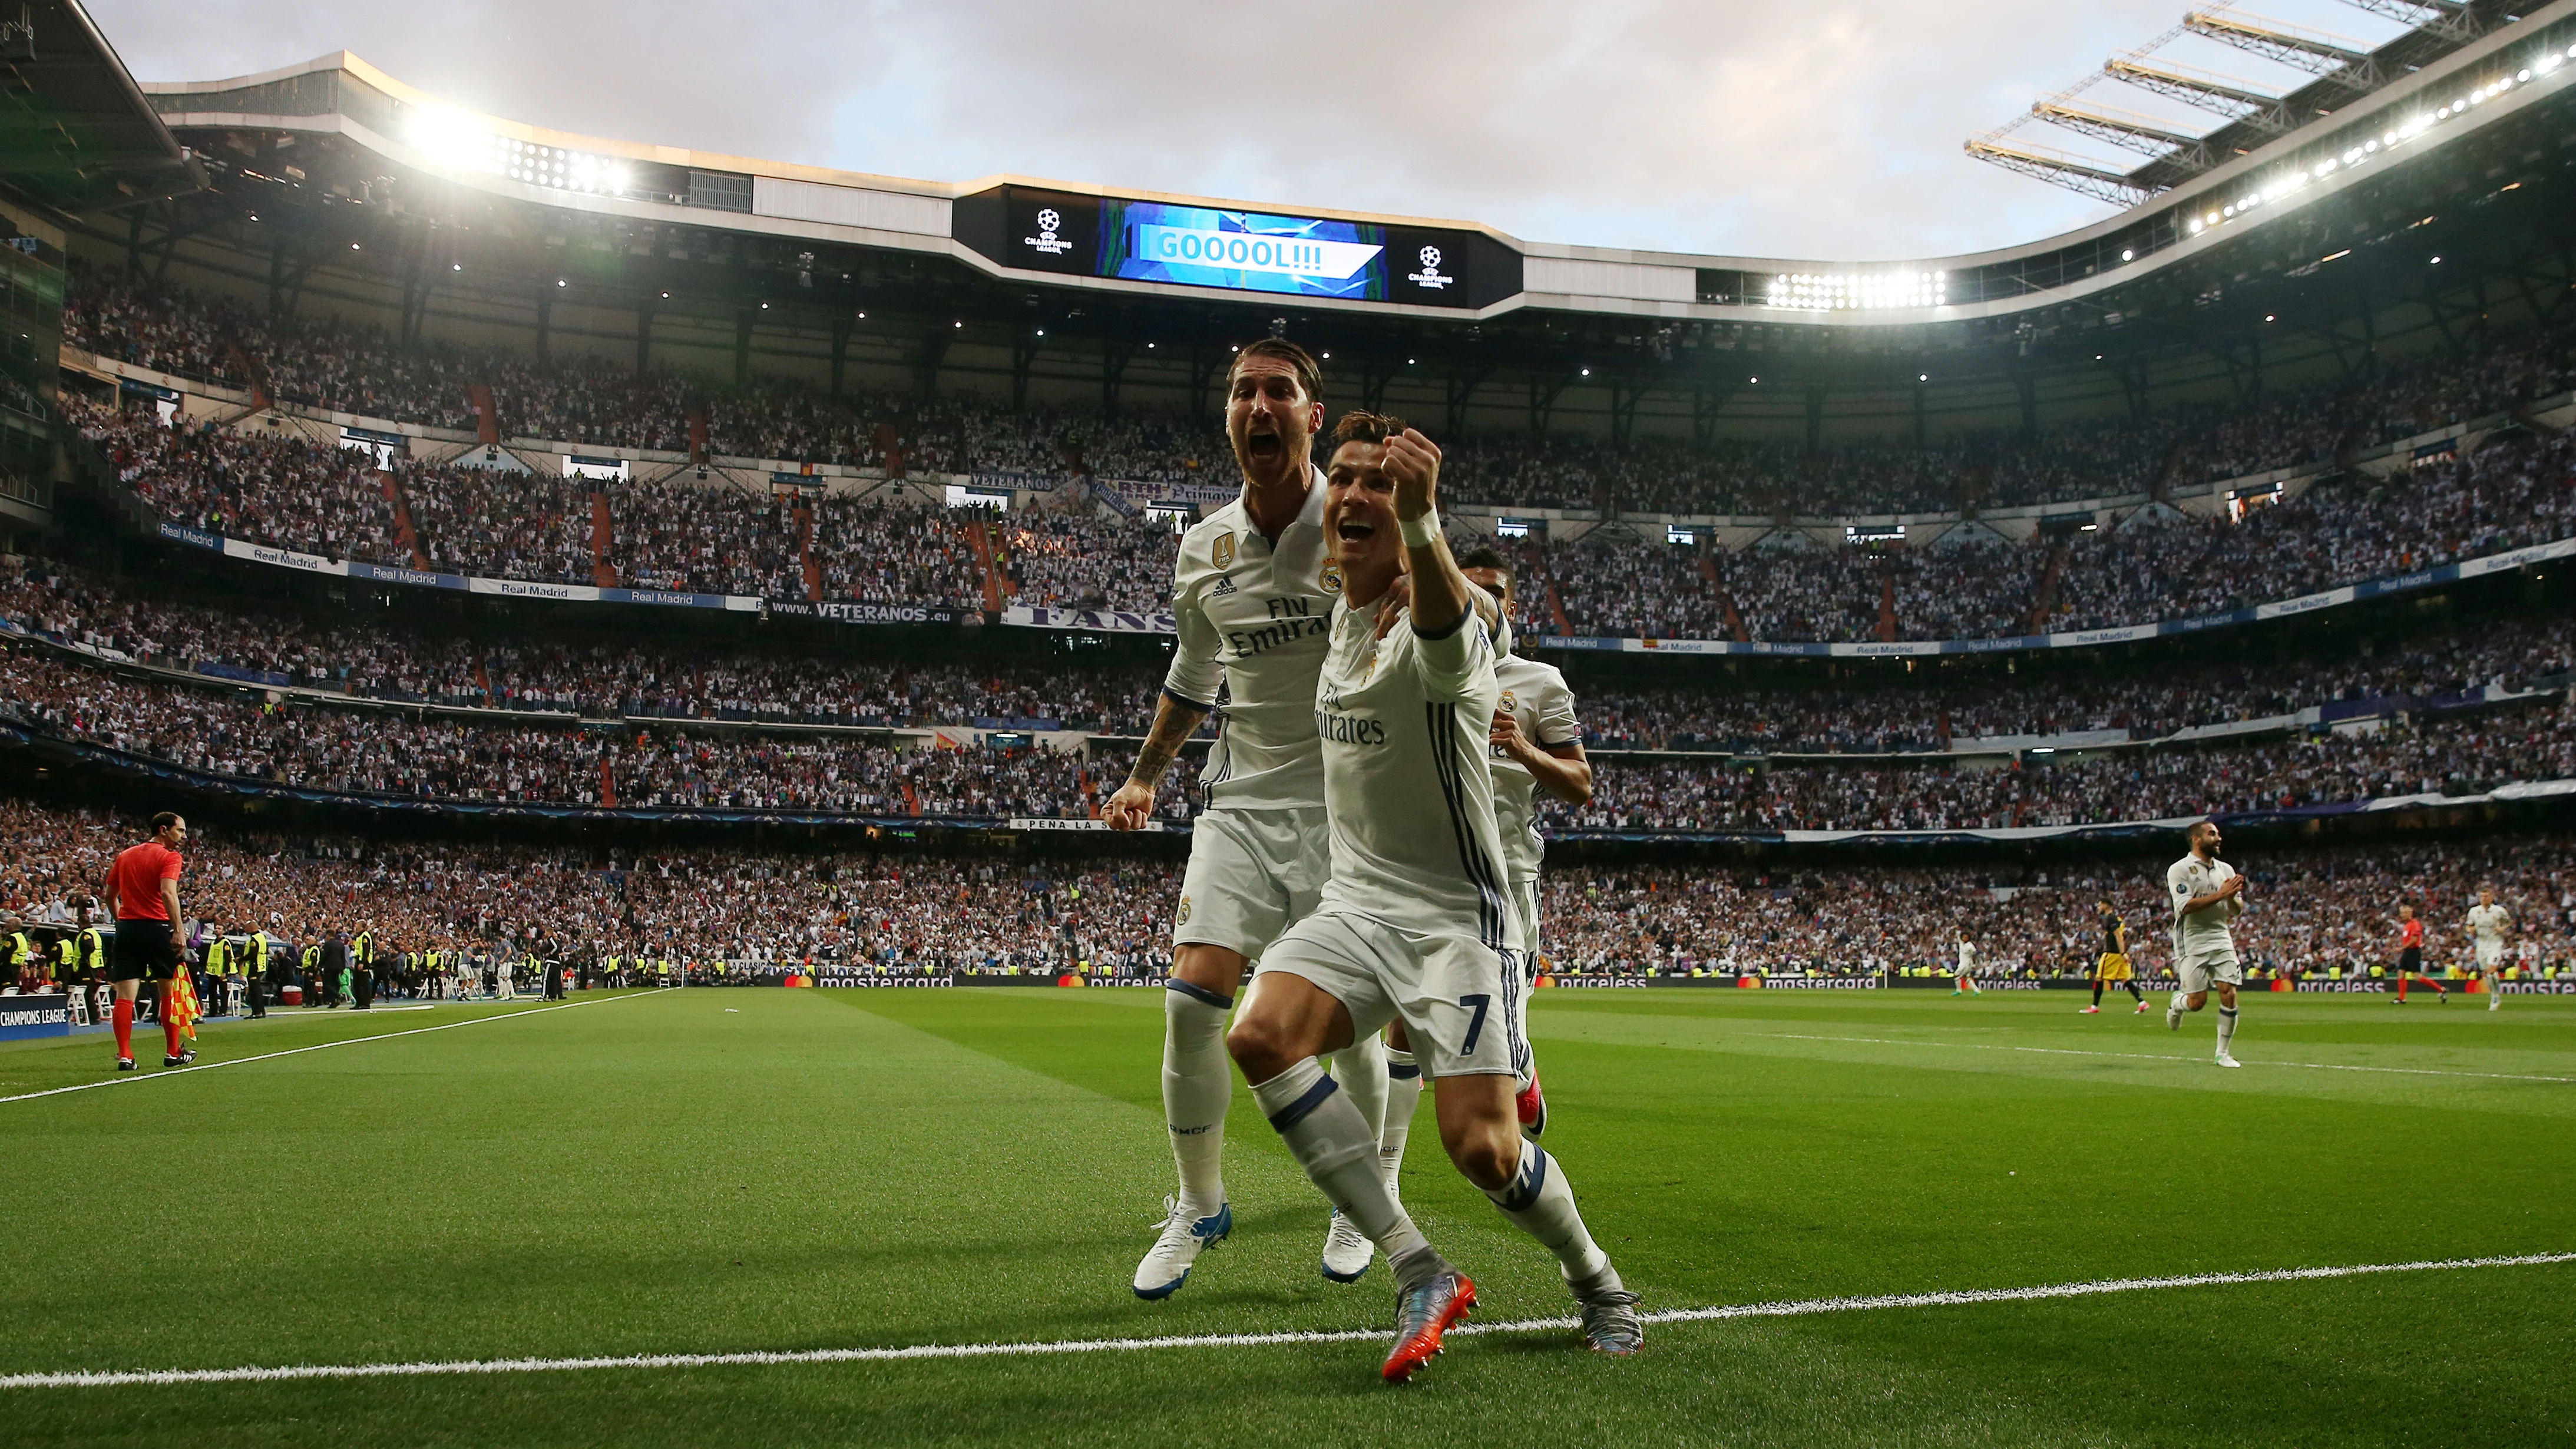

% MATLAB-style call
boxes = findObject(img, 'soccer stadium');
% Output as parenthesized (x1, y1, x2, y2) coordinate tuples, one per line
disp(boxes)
(3, 0, 2574, 1440)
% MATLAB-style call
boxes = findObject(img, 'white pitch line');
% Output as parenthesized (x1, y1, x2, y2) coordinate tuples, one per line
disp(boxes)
(0, 993, 649, 1106)
(1758, 1033, 2576, 1084)
(1, 1252, 2566, 1391)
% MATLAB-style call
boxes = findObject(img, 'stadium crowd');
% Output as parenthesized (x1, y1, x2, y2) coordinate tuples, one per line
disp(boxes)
(60, 359, 2576, 643)
(0, 798, 1179, 987)
(1560, 694, 2576, 833)
(0, 555, 1163, 729)
(1533, 836, 2576, 980)
(5, 549, 2570, 760)
(66, 273, 2576, 518)
(0, 643, 1200, 821)
(1512, 426, 2576, 643)
(1, 798, 2565, 988)
(0, 622, 2566, 831)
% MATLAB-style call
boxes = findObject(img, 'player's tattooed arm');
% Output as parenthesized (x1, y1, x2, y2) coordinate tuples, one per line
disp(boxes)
(1103, 692, 1209, 829)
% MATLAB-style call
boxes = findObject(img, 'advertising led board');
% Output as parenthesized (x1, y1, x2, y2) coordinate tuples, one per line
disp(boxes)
(953, 186, 1517, 310)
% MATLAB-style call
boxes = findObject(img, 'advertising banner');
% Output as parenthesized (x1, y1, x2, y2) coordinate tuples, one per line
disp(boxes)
(0, 993, 70, 1040)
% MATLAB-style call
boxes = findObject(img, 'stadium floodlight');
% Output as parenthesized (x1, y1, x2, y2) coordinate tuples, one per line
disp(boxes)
(405, 105, 634, 199)
(1765, 269, 1951, 312)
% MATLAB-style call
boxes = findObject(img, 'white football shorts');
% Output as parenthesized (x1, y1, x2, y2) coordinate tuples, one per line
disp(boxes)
(1255, 908, 1529, 1081)
(1170, 806, 1328, 961)
(2176, 951, 2244, 994)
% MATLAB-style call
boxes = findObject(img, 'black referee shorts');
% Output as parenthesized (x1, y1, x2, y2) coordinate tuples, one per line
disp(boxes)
(109, 919, 180, 982)
(2398, 947, 2424, 975)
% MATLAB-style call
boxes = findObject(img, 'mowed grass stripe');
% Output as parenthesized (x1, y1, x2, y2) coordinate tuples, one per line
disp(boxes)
(1759, 1030, 2576, 1082)
(6, 1251, 2568, 1390)
(0, 990, 1321, 1374)
(1525, 996, 2576, 1115)
(0, 993, 654, 1105)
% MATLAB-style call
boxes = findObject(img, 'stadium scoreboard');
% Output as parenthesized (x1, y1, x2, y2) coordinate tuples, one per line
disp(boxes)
(954, 184, 1520, 310)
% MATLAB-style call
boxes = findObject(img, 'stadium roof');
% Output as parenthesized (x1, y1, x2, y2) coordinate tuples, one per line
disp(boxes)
(134, 1, 2576, 330)
(0, 0, 199, 217)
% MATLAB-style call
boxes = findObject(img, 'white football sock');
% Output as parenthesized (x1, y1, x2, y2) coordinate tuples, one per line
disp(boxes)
(1162, 982, 1234, 1214)
(1331, 1033, 1388, 1142)
(1379, 1048, 1424, 1196)
(1250, 1058, 1430, 1265)
(2215, 1004, 2239, 1057)
(1484, 1137, 1608, 1282)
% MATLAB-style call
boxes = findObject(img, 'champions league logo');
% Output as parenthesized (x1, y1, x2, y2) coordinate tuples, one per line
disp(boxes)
(1405, 243, 1454, 292)
(1023, 206, 1075, 259)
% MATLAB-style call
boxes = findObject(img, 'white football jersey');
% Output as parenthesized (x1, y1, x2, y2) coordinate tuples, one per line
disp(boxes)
(1490, 653, 1580, 884)
(1312, 592, 1516, 948)
(1163, 469, 1338, 812)
(2166, 853, 2244, 961)
(2467, 903, 2511, 944)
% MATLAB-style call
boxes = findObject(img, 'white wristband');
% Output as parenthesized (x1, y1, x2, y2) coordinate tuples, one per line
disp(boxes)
(1398, 508, 1441, 548)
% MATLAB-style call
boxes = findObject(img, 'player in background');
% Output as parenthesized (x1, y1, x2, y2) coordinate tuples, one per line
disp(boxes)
(1460, 548, 1586, 1135)
(104, 812, 193, 1071)
(1953, 936, 1982, 996)
(2391, 904, 2446, 1005)
(1104, 339, 1348, 1300)
(2165, 820, 2248, 1067)
(2084, 901, 2148, 1014)
(1226, 412, 1638, 1381)
(2465, 888, 2512, 1013)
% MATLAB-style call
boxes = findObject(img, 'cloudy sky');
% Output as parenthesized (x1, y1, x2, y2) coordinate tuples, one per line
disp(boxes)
(89, 0, 2415, 261)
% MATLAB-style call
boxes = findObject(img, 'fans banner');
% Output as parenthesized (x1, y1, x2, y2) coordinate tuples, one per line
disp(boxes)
(763, 598, 965, 626)
(1003, 605, 1180, 634)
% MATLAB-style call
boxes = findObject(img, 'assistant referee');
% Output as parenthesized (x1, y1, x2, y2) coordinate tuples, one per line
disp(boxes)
(105, 811, 193, 1071)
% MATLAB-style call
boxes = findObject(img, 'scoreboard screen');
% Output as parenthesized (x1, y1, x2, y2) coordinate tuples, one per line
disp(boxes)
(954, 186, 1517, 311)
(1105, 201, 1385, 300)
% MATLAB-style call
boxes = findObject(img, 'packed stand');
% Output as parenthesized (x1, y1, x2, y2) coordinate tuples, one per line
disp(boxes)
(1537, 836, 2576, 979)
(0, 797, 1182, 980)
(1555, 693, 2576, 833)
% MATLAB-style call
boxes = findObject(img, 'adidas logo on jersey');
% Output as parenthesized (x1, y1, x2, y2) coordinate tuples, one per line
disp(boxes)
(1211, 575, 1237, 596)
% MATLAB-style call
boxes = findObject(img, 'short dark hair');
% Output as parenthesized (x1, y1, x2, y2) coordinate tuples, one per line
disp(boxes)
(1456, 546, 1512, 578)
(149, 811, 181, 834)
(1331, 409, 1407, 446)
(1228, 339, 1323, 405)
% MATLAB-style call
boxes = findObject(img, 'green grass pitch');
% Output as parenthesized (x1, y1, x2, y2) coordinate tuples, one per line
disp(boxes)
(2, 985, 2570, 1447)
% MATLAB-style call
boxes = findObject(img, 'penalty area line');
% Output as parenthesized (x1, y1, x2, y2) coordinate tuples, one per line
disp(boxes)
(1759, 1033, 2576, 1083)
(3, 1252, 2568, 1391)
(0, 993, 653, 1106)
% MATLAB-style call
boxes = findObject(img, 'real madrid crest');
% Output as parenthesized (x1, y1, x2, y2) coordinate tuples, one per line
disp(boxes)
(1320, 559, 1344, 594)
(1176, 895, 1193, 926)
(1212, 532, 1236, 570)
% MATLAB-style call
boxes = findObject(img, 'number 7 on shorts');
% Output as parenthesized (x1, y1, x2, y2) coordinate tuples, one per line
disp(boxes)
(1459, 993, 1491, 1057)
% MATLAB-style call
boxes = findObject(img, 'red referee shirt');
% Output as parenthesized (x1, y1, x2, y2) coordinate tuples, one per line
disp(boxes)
(110, 841, 183, 922)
